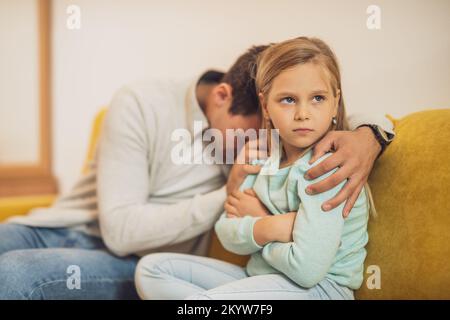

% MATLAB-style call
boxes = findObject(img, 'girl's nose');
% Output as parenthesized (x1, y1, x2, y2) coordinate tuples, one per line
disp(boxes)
(294, 103, 310, 120)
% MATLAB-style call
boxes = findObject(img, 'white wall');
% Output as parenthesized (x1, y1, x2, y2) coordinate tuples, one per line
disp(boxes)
(0, 0, 39, 164)
(51, 0, 450, 193)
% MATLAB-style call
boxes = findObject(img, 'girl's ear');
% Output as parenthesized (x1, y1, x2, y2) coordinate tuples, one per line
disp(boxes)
(333, 89, 341, 117)
(258, 92, 269, 119)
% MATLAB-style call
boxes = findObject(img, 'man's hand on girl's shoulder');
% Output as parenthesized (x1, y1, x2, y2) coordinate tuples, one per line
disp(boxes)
(304, 127, 380, 218)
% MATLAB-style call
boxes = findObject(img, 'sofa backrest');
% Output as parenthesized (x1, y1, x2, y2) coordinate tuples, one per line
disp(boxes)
(356, 109, 450, 299)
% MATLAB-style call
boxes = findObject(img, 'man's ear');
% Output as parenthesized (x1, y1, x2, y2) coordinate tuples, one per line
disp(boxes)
(212, 83, 233, 107)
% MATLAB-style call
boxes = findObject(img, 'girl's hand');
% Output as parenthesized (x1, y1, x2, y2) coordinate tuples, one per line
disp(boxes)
(226, 139, 266, 195)
(273, 212, 296, 243)
(226, 163, 262, 196)
(253, 211, 297, 246)
(224, 189, 270, 218)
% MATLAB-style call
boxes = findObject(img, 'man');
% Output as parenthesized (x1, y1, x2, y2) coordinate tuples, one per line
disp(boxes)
(0, 45, 393, 299)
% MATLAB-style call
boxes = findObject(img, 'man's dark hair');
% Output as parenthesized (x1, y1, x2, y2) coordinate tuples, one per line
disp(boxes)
(197, 70, 225, 85)
(197, 45, 269, 116)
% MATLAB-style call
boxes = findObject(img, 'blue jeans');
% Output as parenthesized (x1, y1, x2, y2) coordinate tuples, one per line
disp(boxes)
(135, 253, 354, 300)
(0, 223, 139, 300)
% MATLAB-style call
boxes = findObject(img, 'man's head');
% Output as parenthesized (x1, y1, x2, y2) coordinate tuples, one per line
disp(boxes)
(197, 45, 269, 138)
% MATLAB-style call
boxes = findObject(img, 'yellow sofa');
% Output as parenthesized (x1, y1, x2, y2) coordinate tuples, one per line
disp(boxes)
(0, 109, 107, 221)
(1, 108, 449, 299)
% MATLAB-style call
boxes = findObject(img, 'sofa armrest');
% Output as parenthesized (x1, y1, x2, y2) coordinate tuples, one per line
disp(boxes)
(0, 195, 56, 222)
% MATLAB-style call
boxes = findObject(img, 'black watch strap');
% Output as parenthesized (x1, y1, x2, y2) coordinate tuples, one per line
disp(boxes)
(357, 124, 392, 156)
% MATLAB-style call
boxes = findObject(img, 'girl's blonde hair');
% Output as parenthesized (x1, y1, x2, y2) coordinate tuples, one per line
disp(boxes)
(254, 36, 376, 217)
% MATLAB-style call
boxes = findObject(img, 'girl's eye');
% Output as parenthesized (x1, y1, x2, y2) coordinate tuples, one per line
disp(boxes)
(312, 95, 325, 103)
(280, 97, 296, 104)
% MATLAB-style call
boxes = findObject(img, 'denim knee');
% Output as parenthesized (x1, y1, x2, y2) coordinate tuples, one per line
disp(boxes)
(0, 250, 40, 299)
(0, 249, 68, 300)
(135, 253, 173, 282)
(135, 253, 181, 299)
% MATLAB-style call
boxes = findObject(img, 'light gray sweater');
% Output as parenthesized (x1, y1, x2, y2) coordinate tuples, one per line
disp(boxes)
(8, 77, 227, 257)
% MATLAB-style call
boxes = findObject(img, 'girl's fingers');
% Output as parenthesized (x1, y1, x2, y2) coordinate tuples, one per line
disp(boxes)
(224, 202, 239, 216)
(226, 194, 239, 206)
(246, 149, 269, 162)
(243, 164, 262, 175)
(236, 140, 268, 164)
(231, 189, 244, 199)
(243, 188, 257, 197)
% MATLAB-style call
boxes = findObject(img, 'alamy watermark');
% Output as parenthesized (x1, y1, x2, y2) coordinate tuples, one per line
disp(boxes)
(170, 121, 280, 175)
(66, 265, 81, 290)
(367, 5, 381, 30)
(66, 5, 81, 30)
(366, 264, 382, 290)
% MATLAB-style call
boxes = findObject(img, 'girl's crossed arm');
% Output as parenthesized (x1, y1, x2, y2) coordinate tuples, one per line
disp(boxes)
(215, 185, 295, 255)
(261, 157, 347, 288)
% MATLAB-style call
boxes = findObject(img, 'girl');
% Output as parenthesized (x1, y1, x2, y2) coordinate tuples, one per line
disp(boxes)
(134, 37, 371, 300)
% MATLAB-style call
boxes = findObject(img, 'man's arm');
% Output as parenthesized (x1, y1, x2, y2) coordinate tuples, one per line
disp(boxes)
(305, 113, 395, 217)
(97, 88, 226, 257)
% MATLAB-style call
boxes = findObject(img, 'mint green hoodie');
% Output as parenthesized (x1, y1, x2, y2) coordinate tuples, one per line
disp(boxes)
(215, 149, 369, 290)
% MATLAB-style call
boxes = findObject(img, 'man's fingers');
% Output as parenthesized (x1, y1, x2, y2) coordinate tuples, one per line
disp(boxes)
(224, 202, 238, 216)
(306, 152, 344, 180)
(309, 132, 335, 164)
(243, 188, 257, 197)
(321, 176, 360, 211)
(306, 165, 351, 195)
(342, 183, 365, 218)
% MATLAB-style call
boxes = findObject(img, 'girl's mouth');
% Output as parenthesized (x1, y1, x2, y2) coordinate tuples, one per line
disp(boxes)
(293, 128, 314, 134)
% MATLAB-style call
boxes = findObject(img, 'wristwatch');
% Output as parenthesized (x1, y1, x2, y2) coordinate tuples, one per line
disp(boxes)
(357, 124, 394, 156)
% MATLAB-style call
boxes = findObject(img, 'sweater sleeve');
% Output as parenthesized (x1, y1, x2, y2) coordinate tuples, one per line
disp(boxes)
(261, 154, 346, 288)
(214, 174, 265, 255)
(214, 213, 263, 255)
(97, 87, 226, 257)
(347, 112, 395, 137)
